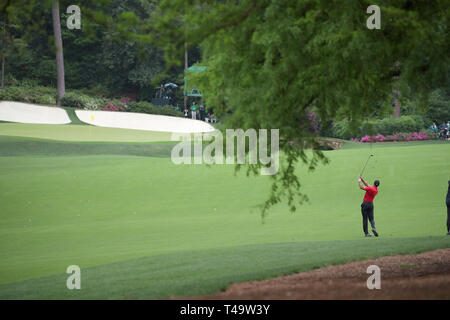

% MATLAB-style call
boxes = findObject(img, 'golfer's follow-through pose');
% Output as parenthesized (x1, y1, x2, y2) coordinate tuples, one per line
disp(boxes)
(358, 176, 380, 237)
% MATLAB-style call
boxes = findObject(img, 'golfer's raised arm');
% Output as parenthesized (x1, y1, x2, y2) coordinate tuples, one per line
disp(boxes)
(360, 176, 369, 187)
(359, 180, 366, 190)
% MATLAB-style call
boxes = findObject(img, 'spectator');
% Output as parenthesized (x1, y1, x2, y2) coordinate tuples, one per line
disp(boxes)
(191, 102, 197, 120)
(159, 84, 165, 99)
(184, 107, 189, 118)
(429, 123, 438, 133)
(442, 125, 449, 140)
(199, 104, 205, 121)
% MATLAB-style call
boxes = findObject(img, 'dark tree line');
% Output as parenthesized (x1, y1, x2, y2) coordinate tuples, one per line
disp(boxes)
(0, 0, 201, 102)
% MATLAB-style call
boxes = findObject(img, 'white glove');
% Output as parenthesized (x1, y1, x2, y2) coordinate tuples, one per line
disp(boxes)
(358, 178, 361, 182)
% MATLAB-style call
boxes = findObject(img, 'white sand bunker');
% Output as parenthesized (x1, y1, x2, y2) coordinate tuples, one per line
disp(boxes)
(75, 110, 215, 133)
(0, 101, 71, 124)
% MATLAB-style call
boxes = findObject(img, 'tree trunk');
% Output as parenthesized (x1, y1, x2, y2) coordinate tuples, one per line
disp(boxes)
(52, 0, 65, 105)
(1, 17, 7, 89)
(1, 55, 4, 89)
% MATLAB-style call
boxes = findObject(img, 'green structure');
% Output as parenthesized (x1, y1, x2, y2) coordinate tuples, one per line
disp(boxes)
(184, 65, 206, 97)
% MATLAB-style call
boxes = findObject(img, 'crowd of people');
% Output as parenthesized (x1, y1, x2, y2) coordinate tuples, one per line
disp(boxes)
(184, 102, 217, 123)
(429, 121, 450, 140)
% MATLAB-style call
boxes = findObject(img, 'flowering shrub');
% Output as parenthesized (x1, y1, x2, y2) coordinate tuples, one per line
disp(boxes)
(359, 134, 385, 142)
(354, 131, 437, 143)
(299, 111, 320, 134)
(120, 96, 132, 105)
(306, 111, 320, 133)
(102, 100, 127, 112)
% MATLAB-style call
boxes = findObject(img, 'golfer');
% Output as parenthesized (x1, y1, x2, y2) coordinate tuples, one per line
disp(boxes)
(446, 180, 450, 235)
(358, 176, 380, 237)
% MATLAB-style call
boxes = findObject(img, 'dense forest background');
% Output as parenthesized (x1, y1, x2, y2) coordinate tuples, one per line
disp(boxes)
(1, 0, 201, 103)
(1, 0, 449, 130)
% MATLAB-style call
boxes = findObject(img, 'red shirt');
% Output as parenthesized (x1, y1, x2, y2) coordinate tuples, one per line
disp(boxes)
(363, 186, 378, 202)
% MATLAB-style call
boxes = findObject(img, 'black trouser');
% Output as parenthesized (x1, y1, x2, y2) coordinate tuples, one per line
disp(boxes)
(447, 201, 450, 232)
(361, 201, 376, 235)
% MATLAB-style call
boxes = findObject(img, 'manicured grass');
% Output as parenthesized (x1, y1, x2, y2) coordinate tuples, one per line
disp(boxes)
(0, 123, 174, 142)
(60, 107, 87, 126)
(0, 136, 176, 157)
(0, 126, 448, 299)
(0, 236, 448, 299)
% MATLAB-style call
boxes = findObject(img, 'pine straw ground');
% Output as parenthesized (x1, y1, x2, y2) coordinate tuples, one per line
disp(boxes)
(178, 248, 450, 300)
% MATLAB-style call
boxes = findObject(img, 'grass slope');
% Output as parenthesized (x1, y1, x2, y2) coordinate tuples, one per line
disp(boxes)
(0, 136, 176, 157)
(0, 123, 174, 142)
(0, 125, 448, 299)
(0, 236, 449, 299)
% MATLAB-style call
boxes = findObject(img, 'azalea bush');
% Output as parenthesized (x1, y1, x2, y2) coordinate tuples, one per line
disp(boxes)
(101, 100, 127, 112)
(330, 116, 427, 140)
(355, 130, 438, 143)
(359, 134, 386, 143)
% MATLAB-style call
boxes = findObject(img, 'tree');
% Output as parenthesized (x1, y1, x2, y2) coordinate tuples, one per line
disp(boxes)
(2, 0, 172, 101)
(51, 0, 65, 105)
(0, 0, 31, 88)
(1, 15, 7, 89)
(150, 0, 450, 214)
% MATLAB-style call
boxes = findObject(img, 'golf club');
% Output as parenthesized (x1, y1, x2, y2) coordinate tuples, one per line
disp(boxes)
(360, 154, 374, 177)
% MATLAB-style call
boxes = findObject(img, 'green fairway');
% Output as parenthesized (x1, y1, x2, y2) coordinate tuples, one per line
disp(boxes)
(1, 237, 448, 299)
(0, 123, 174, 142)
(0, 124, 449, 299)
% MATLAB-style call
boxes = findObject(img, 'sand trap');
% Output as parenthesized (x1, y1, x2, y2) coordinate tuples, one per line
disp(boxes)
(75, 110, 215, 133)
(0, 101, 71, 124)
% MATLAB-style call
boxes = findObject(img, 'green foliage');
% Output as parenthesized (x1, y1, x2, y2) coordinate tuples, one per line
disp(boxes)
(0, 85, 56, 105)
(127, 101, 183, 117)
(360, 115, 425, 137)
(0, 83, 183, 117)
(2, 0, 171, 99)
(400, 88, 450, 126)
(331, 115, 427, 139)
(426, 89, 450, 124)
(60, 92, 108, 110)
(151, 0, 450, 214)
(330, 119, 352, 140)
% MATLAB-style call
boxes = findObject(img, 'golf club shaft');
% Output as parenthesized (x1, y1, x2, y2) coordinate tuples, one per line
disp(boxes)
(360, 155, 372, 176)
